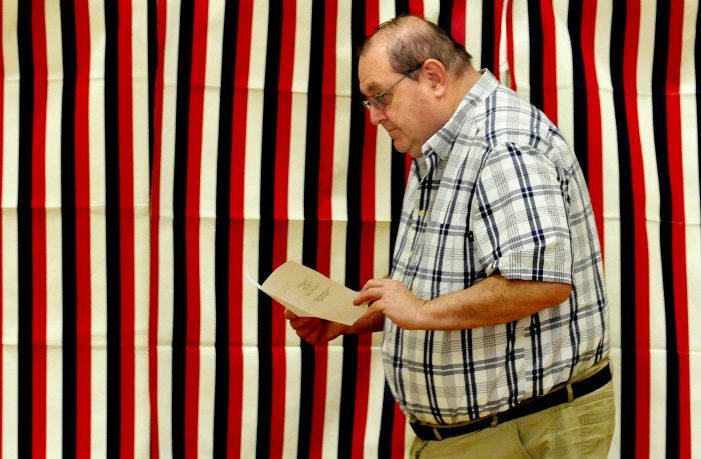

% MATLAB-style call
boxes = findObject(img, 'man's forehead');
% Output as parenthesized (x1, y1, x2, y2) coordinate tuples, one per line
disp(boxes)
(358, 44, 393, 92)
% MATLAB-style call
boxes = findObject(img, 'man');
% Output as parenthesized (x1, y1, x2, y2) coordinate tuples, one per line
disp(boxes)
(286, 15, 614, 458)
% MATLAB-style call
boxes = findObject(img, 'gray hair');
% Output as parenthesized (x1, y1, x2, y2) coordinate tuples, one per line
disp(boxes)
(359, 15, 473, 76)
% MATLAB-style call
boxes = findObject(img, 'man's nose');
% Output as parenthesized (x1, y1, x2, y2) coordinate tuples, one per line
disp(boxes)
(367, 106, 387, 125)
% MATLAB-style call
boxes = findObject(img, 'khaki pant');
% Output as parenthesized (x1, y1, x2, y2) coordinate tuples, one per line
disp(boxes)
(410, 380, 615, 459)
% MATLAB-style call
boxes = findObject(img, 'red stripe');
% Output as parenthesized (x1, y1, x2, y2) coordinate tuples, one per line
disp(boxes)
(184, 0, 210, 456)
(666, 3, 691, 457)
(407, 0, 423, 16)
(391, 402, 406, 458)
(31, 1, 49, 455)
(623, 1, 650, 456)
(117, 1, 136, 456)
(227, 1, 255, 454)
(506, 1, 517, 91)
(493, 0, 505, 79)
(74, 0, 93, 456)
(451, 2, 466, 45)
(149, 0, 168, 456)
(580, 0, 604, 245)
(539, 0, 558, 124)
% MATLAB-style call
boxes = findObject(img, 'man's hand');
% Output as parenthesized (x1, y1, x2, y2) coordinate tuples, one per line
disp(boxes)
(285, 310, 349, 345)
(354, 278, 427, 330)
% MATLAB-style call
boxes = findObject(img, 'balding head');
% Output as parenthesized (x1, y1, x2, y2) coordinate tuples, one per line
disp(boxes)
(359, 15, 472, 77)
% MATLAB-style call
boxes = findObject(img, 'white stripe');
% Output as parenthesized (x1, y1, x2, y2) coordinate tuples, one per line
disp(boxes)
(552, 0, 574, 144)
(197, 349, 216, 459)
(608, 347, 622, 459)
(240, 346, 260, 458)
(375, 123, 392, 225)
(240, 219, 260, 455)
(423, 0, 441, 23)
(322, 345, 343, 459)
(44, 1, 64, 452)
(248, 0, 269, 91)
(289, 90, 308, 222)
(592, 4, 621, 457)
(1, 6, 19, 454)
(283, 346, 301, 459)
(379, 1, 397, 24)
(197, 1, 227, 456)
(283, 220, 304, 458)
(241, 12, 266, 458)
(362, 345, 387, 458)
(332, 0, 351, 222)
(321, 220, 347, 456)
(510, 0, 531, 100)
(636, 2, 667, 457)
(131, 0, 152, 455)
(243, 0, 267, 330)
(331, 96, 350, 222)
(87, 0, 107, 454)
(288, 0, 311, 224)
(465, 1, 483, 69)
(680, 2, 700, 458)
(154, 0, 183, 456)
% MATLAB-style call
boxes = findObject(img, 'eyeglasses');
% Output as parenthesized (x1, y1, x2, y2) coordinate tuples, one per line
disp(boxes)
(362, 62, 424, 111)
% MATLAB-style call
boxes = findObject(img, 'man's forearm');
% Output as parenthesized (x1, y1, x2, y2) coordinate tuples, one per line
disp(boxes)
(416, 275, 572, 330)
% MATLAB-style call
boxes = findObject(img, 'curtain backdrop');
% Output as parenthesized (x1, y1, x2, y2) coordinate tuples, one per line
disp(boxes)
(1, 1, 699, 458)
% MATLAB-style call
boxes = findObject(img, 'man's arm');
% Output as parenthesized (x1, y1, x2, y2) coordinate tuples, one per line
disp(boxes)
(354, 275, 571, 330)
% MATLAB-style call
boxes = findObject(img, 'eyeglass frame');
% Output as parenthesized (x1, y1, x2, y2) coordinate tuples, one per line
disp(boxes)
(362, 61, 425, 111)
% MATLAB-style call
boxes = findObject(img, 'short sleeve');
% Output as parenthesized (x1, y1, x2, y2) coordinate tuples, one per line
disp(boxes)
(472, 142, 573, 284)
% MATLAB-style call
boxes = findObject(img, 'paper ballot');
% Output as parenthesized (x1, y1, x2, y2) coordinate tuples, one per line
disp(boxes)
(251, 261, 368, 325)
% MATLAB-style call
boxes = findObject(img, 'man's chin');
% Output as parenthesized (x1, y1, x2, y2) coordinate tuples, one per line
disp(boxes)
(391, 139, 410, 154)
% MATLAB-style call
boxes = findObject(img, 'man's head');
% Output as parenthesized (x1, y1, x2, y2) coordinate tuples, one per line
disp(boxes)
(358, 15, 479, 157)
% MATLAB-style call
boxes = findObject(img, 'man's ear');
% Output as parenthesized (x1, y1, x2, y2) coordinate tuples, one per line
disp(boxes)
(420, 58, 448, 96)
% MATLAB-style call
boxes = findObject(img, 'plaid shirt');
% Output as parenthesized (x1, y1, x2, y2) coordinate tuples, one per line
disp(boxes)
(384, 70, 608, 425)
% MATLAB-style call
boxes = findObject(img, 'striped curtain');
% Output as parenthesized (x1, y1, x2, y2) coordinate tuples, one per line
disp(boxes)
(1, 1, 698, 458)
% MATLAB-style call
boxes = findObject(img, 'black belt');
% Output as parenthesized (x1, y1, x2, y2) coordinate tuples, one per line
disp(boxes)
(410, 363, 612, 441)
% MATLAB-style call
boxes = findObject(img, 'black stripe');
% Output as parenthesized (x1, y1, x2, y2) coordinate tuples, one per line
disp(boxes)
(295, 0, 326, 456)
(394, 0, 410, 17)
(437, 0, 454, 36)
(650, 4, 680, 457)
(377, 382, 396, 457)
(147, 0, 157, 182)
(171, 0, 196, 456)
(17, 1, 34, 456)
(256, 0, 283, 456)
(567, 0, 589, 179)
(104, 1, 122, 456)
(527, 1, 544, 110)
(59, 1, 78, 457)
(212, 1, 240, 456)
(480, 0, 496, 73)
(609, 1, 636, 455)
